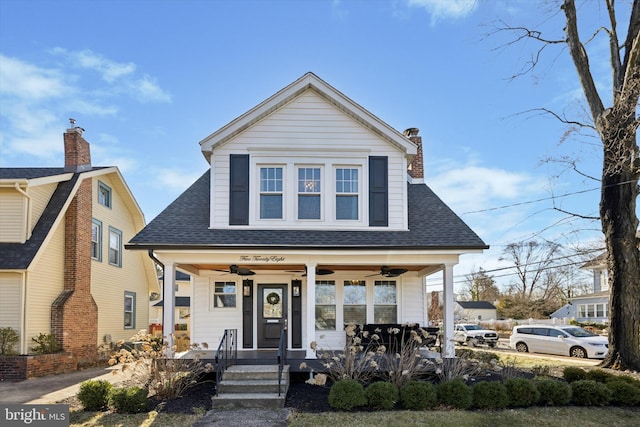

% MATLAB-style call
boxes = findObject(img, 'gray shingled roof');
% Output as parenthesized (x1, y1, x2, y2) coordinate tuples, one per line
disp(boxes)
(127, 171, 488, 250)
(153, 296, 190, 307)
(0, 173, 79, 269)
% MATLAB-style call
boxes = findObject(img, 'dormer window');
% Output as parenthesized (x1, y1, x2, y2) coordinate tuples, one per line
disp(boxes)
(297, 167, 321, 220)
(259, 167, 283, 219)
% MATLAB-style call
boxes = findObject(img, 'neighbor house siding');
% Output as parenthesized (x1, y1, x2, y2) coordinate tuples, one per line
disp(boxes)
(24, 221, 65, 353)
(210, 90, 407, 229)
(28, 183, 57, 235)
(91, 175, 150, 344)
(0, 273, 23, 339)
(0, 188, 26, 242)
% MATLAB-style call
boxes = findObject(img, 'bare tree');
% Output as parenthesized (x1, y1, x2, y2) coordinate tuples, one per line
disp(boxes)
(495, 0, 640, 371)
(464, 268, 501, 302)
(501, 240, 563, 300)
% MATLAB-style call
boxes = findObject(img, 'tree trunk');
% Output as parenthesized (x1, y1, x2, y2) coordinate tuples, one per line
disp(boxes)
(598, 112, 640, 371)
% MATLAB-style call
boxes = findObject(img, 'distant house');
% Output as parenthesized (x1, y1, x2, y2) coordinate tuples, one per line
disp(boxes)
(126, 72, 488, 360)
(151, 271, 191, 350)
(455, 301, 497, 322)
(0, 125, 158, 378)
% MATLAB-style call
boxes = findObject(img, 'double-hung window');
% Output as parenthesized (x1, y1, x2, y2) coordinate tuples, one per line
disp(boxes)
(315, 280, 336, 330)
(336, 168, 358, 220)
(98, 181, 112, 208)
(108, 227, 122, 267)
(374, 280, 397, 323)
(298, 167, 321, 220)
(124, 291, 136, 329)
(91, 219, 102, 261)
(343, 280, 366, 325)
(213, 281, 236, 308)
(260, 167, 283, 219)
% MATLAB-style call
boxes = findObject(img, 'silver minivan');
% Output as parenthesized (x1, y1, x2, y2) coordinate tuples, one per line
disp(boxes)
(509, 325, 608, 359)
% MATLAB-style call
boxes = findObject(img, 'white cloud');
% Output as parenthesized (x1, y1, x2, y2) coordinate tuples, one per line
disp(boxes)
(0, 54, 69, 99)
(407, 0, 477, 23)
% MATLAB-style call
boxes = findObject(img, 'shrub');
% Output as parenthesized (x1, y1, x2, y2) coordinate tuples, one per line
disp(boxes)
(585, 369, 614, 383)
(30, 333, 60, 354)
(400, 381, 437, 410)
(535, 378, 572, 406)
(606, 379, 640, 406)
(562, 366, 586, 383)
(77, 380, 113, 411)
(570, 380, 612, 406)
(505, 377, 540, 408)
(437, 378, 472, 409)
(0, 327, 19, 355)
(472, 381, 508, 410)
(109, 386, 149, 413)
(328, 379, 367, 410)
(365, 381, 399, 410)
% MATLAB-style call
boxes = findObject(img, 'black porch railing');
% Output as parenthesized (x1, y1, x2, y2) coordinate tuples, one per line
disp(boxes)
(214, 328, 237, 396)
(277, 327, 287, 396)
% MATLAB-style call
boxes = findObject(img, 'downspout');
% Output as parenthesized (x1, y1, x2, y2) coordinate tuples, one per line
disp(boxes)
(13, 183, 32, 240)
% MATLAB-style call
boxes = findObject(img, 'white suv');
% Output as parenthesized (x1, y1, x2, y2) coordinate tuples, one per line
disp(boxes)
(509, 325, 609, 359)
(454, 324, 499, 348)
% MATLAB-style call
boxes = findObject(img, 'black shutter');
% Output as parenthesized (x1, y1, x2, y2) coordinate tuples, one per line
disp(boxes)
(242, 279, 253, 348)
(369, 156, 388, 226)
(229, 154, 249, 225)
(291, 280, 302, 348)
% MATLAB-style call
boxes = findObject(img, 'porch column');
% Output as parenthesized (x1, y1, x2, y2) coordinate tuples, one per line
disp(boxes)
(442, 263, 455, 358)
(305, 263, 317, 358)
(163, 262, 176, 355)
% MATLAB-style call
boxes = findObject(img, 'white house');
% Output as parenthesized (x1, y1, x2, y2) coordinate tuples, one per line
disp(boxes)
(126, 72, 488, 360)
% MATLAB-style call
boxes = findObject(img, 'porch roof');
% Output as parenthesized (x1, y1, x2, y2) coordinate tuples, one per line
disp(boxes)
(127, 171, 487, 251)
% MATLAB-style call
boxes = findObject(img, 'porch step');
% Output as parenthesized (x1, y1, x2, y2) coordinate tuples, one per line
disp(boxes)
(213, 365, 289, 409)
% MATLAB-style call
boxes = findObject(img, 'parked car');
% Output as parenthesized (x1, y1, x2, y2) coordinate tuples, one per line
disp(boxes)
(509, 324, 609, 359)
(454, 324, 499, 347)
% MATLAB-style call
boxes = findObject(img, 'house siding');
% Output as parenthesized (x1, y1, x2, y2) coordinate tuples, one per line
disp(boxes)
(29, 183, 57, 236)
(90, 174, 150, 344)
(0, 273, 23, 341)
(0, 188, 26, 242)
(210, 90, 407, 230)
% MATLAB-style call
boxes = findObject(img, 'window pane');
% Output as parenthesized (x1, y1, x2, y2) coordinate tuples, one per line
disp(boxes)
(263, 288, 283, 318)
(124, 296, 132, 311)
(344, 281, 365, 304)
(124, 312, 133, 328)
(344, 305, 366, 325)
(315, 306, 336, 330)
(336, 195, 358, 220)
(261, 167, 282, 192)
(374, 306, 397, 323)
(374, 281, 396, 304)
(298, 168, 321, 193)
(315, 281, 335, 304)
(298, 195, 320, 219)
(215, 283, 236, 294)
(214, 282, 236, 308)
(214, 295, 236, 308)
(260, 194, 282, 218)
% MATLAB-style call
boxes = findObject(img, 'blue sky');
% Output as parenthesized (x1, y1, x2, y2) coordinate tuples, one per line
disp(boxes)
(1, 0, 631, 292)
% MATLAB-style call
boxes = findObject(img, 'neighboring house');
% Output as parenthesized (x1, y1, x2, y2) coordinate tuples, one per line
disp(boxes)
(455, 301, 497, 322)
(0, 124, 158, 371)
(126, 72, 488, 359)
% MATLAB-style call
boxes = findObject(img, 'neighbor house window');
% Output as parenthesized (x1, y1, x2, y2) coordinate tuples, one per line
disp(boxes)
(260, 167, 283, 219)
(315, 280, 336, 330)
(336, 168, 358, 220)
(124, 291, 136, 329)
(578, 303, 607, 319)
(98, 181, 112, 208)
(343, 280, 366, 325)
(298, 167, 321, 219)
(108, 227, 122, 267)
(374, 280, 397, 323)
(91, 219, 102, 261)
(212, 282, 236, 308)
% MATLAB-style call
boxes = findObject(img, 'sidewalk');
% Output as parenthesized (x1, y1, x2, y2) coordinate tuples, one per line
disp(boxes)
(0, 366, 132, 404)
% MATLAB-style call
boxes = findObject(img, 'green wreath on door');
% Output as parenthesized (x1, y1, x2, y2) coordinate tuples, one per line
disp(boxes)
(266, 292, 280, 305)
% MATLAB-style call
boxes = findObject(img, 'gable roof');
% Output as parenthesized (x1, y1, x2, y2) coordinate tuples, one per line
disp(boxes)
(198, 72, 418, 162)
(456, 301, 496, 310)
(126, 170, 488, 250)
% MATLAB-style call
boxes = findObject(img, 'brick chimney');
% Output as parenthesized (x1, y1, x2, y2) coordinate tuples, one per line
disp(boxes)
(64, 119, 91, 172)
(404, 128, 424, 179)
(52, 120, 98, 366)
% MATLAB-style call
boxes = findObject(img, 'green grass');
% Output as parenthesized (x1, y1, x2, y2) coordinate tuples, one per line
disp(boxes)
(288, 407, 640, 427)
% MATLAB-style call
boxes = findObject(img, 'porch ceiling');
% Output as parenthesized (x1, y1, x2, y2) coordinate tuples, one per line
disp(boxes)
(188, 263, 441, 276)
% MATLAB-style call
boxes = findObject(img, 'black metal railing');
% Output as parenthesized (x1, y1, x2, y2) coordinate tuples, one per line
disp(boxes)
(214, 329, 237, 396)
(277, 327, 287, 396)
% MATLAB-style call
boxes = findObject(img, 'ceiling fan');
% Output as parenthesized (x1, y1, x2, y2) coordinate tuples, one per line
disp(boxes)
(368, 266, 408, 278)
(214, 264, 255, 276)
(286, 267, 334, 276)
